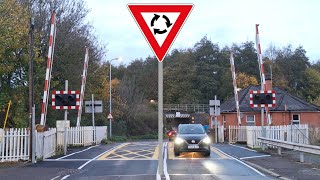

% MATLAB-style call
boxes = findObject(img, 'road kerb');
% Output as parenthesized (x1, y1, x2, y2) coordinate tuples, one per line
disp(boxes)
(244, 160, 291, 180)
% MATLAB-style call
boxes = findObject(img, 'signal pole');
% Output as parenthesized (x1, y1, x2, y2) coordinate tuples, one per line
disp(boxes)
(64, 80, 68, 155)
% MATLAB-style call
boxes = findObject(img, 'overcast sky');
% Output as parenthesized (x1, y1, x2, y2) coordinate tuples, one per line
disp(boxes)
(85, 0, 320, 65)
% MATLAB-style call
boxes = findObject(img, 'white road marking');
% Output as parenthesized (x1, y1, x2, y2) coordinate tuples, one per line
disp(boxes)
(229, 143, 257, 152)
(78, 143, 128, 170)
(56, 145, 98, 160)
(61, 175, 70, 180)
(156, 166, 161, 180)
(212, 146, 266, 177)
(171, 158, 207, 160)
(164, 142, 170, 180)
(168, 173, 220, 176)
(99, 174, 157, 177)
(44, 159, 91, 161)
(50, 175, 60, 180)
(93, 158, 157, 161)
(240, 155, 271, 160)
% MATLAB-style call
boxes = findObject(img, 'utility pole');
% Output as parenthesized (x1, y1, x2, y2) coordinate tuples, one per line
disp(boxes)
(28, 14, 35, 161)
(32, 106, 36, 163)
(109, 62, 112, 138)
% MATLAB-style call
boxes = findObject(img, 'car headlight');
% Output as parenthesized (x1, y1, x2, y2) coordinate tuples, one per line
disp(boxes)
(174, 137, 184, 144)
(202, 137, 211, 144)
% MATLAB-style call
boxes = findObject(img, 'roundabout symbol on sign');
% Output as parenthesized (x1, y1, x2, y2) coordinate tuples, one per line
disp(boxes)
(150, 14, 172, 35)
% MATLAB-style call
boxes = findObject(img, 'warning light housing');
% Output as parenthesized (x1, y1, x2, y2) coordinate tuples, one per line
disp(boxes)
(250, 90, 276, 108)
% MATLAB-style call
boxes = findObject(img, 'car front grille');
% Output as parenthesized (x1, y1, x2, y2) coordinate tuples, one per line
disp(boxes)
(186, 139, 201, 144)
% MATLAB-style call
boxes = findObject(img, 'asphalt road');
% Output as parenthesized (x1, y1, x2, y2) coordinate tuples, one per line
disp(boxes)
(0, 141, 271, 180)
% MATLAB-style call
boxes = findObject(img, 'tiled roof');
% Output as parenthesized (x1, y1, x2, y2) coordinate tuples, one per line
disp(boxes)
(221, 86, 320, 112)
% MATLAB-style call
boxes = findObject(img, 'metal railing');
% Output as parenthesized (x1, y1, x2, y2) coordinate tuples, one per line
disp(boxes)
(258, 137, 320, 163)
(163, 104, 209, 113)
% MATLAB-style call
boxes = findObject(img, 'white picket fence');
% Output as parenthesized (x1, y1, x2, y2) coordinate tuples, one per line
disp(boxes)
(0, 128, 29, 162)
(217, 125, 225, 143)
(56, 126, 107, 151)
(95, 126, 108, 143)
(0, 126, 107, 162)
(57, 126, 93, 149)
(246, 126, 262, 148)
(36, 128, 56, 159)
(229, 125, 247, 143)
(247, 124, 309, 148)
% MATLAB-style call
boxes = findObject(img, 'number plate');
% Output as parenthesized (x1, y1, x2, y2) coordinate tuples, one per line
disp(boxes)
(188, 145, 199, 149)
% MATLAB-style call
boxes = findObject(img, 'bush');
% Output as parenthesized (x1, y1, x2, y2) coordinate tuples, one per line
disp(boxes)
(130, 134, 158, 140)
(101, 138, 111, 144)
(109, 135, 127, 142)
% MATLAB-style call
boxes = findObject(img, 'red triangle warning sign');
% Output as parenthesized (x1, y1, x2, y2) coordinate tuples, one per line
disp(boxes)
(128, 4, 194, 62)
(107, 113, 113, 119)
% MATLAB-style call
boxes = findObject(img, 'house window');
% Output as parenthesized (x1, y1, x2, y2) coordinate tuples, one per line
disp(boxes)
(246, 115, 255, 126)
(222, 115, 226, 127)
(292, 114, 300, 125)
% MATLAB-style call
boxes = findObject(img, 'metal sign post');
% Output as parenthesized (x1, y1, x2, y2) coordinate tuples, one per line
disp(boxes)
(127, 4, 193, 177)
(158, 61, 164, 176)
(91, 94, 95, 127)
(91, 94, 96, 143)
(214, 95, 218, 143)
(64, 80, 68, 155)
(85, 97, 102, 143)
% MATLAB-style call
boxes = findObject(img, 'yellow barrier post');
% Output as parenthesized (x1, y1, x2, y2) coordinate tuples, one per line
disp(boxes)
(0, 100, 12, 144)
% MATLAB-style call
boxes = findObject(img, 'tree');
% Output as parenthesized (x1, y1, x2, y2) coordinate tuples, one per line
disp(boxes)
(0, 0, 29, 127)
(273, 45, 310, 95)
(312, 60, 320, 72)
(232, 41, 260, 80)
(302, 68, 320, 101)
(164, 49, 201, 103)
(31, 0, 106, 126)
(237, 72, 258, 89)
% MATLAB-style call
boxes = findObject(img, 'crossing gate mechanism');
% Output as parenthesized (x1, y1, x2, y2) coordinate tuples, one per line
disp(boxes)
(250, 90, 276, 108)
(52, 91, 80, 110)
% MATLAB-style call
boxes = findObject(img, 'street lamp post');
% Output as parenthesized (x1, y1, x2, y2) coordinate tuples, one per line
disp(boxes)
(108, 57, 121, 138)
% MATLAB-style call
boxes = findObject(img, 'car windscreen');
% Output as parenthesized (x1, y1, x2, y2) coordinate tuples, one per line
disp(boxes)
(178, 125, 205, 134)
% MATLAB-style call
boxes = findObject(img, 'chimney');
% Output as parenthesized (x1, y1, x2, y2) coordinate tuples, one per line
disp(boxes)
(265, 74, 272, 91)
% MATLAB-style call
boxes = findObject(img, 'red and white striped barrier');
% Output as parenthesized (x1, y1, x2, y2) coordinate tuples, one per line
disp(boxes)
(230, 50, 241, 125)
(40, 10, 57, 125)
(76, 48, 89, 126)
(52, 91, 80, 110)
(255, 24, 272, 124)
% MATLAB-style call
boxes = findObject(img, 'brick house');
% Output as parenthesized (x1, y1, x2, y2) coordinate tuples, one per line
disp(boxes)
(214, 80, 320, 128)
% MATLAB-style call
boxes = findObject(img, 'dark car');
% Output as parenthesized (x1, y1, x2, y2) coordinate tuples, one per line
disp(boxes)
(174, 124, 211, 157)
